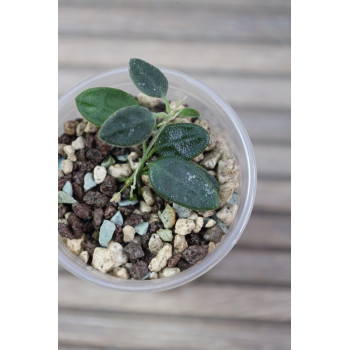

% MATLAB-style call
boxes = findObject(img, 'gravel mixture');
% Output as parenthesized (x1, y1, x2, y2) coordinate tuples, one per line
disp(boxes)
(58, 94, 240, 280)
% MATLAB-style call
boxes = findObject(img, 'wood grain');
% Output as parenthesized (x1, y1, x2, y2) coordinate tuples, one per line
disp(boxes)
(59, 309, 290, 350)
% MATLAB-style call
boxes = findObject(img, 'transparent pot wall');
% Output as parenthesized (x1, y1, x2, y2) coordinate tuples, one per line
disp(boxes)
(58, 68, 256, 292)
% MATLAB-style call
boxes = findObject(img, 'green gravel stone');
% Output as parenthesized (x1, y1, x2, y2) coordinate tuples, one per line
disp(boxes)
(212, 215, 228, 234)
(62, 180, 73, 196)
(84, 172, 97, 192)
(228, 193, 238, 205)
(134, 221, 149, 236)
(142, 271, 152, 280)
(110, 211, 123, 226)
(101, 155, 116, 168)
(118, 199, 139, 206)
(99, 220, 116, 247)
(117, 154, 129, 162)
(58, 157, 64, 170)
(173, 203, 192, 218)
(58, 191, 77, 204)
(156, 229, 173, 242)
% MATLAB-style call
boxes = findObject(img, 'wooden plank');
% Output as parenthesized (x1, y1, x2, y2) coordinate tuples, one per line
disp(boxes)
(58, 39, 290, 75)
(59, 309, 290, 350)
(203, 249, 290, 285)
(58, 5, 290, 44)
(58, 66, 290, 110)
(255, 180, 290, 213)
(239, 212, 291, 248)
(58, 274, 290, 321)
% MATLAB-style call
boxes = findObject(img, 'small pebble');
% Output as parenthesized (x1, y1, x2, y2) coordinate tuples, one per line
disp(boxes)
(182, 245, 208, 265)
(200, 149, 222, 169)
(148, 243, 172, 272)
(123, 225, 135, 243)
(217, 157, 236, 184)
(173, 203, 192, 218)
(208, 242, 216, 254)
(205, 218, 217, 228)
(198, 210, 215, 218)
(128, 152, 139, 170)
(159, 204, 176, 229)
(92, 248, 116, 273)
(79, 251, 89, 263)
(216, 203, 238, 226)
(134, 221, 149, 236)
(141, 186, 155, 206)
(63, 145, 77, 162)
(62, 159, 73, 174)
(149, 272, 158, 279)
(142, 271, 152, 280)
(138, 92, 162, 108)
(71, 136, 86, 150)
(107, 241, 128, 267)
(159, 267, 180, 278)
(73, 203, 92, 219)
(64, 120, 78, 135)
(117, 154, 129, 162)
(83, 172, 97, 192)
(218, 181, 236, 207)
(93, 166, 107, 184)
(129, 261, 149, 280)
(112, 267, 129, 279)
(101, 155, 116, 168)
(123, 241, 144, 260)
(83, 191, 109, 208)
(141, 174, 152, 187)
(99, 220, 116, 247)
(62, 181, 73, 196)
(58, 191, 77, 204)
(193, 153, 204, 163)
(110, 211, 124, 226)
(213, 216, 228, 234)
(66, 236, 84, 255)
(193, 217, 204, 233)
(58, 144, 66, 157)
(118, 199, 139, 206)
(228, 193, 239, 205)
(139, 201, 152, 213)
(203, 225, 224, 243)
(175, 218, 195, 235)
(58, 170, 64, 178)
(76, 120, 88, 136)
(108, 164, 132, 178)
(58, 157, 64, 170)
(84, 121, 99, 133)
(173, 234, 188, 253)
(156, 229, 173, 242)
(148, 233, 164, 254)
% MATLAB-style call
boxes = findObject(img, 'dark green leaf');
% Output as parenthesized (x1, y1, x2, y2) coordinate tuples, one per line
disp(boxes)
(178, 107, 200, 118)
(75, 87, 138, 126)
(99, 106, 155, 147)
(149, 156, 219, 210)
(129, 58, 168, 98)
(203, 170, 219, 190)
(155, 123, 209, 160)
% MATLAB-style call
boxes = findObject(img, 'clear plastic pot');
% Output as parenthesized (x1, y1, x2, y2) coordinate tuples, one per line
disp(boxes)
(58, 67, 257, 292)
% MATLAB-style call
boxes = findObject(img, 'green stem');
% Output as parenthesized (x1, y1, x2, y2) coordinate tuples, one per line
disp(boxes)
(163, 97, 171, 114)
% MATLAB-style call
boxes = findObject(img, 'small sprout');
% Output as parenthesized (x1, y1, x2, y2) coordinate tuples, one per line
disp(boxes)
(73, 58, 220, 211)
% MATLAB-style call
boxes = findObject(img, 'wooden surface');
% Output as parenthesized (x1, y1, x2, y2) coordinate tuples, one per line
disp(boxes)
(58, 1, 291, 349)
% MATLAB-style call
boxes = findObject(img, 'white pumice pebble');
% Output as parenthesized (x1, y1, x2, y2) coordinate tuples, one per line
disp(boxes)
(112, 267, 129, 279)
(107, 241, 128, 267)
(217, 157, 236, 184)
(208, 242, 216, 254)
(149, 213, 160, 224)
(170, 101, 185, 112)
(122, 225, 135, 243)
(66, 236, 84, 255)
(64, 120, 79, 135)
(148, 233, 164, 254)
(64, 212, 72, 220)
(149, 272, 159, 279)
(76, 120, 88, 136)
(141, 186, 155, 206)
(92, 248, 116, 273)
(174, 234, 188, 253)
(200, 149, 222, 169)
(141, 174, 153, 188)
(84, 121, 99, 133)
(58, 218, 68, 225)
(63, 145, 77, 162)
(93, 166, 107, 184)
(175, 218, 196, 235)
(216, 203, 238, 226)
(58, 144, 66, 157)
(193, 153, 204, 163)
(193, 217, 204, 233)
(159, 204, 176, 229)
(205, 219, 217, 228)
(62, 159, 73, 174)
(108, 164, 132, 179)
(159, 267, 181, 278)
(139, 200, 152, 213)
(138, 93, 162, 108)
(218, 181, 237, 207)
(188, 212, 198, 220)
(127, 152, 139, 171)
(71, 136, 86, 150)
(148, 243, 172, 272)
(125, 263, 133, 270)
(79, 251, 89, 264)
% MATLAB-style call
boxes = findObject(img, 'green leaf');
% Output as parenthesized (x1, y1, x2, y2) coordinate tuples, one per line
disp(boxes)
(149, 156, 219, 210)
(99, 106, 155, 147)
(203, 170, 219, 191)
(75, 87, 138, 126)
(129, 58, 168, 98)
(178, 107, 200, 118)
(155, 123, 209, 160)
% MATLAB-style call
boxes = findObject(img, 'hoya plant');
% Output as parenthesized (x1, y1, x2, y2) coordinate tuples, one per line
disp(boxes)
(75, 58, 219, 211)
